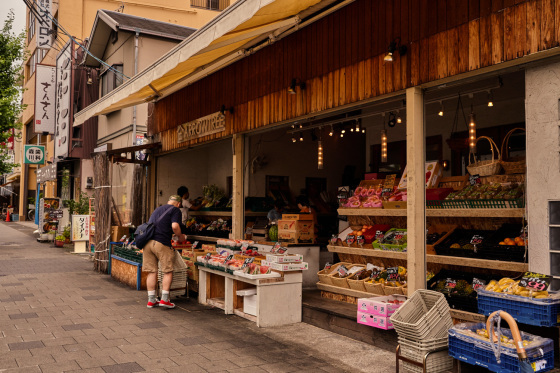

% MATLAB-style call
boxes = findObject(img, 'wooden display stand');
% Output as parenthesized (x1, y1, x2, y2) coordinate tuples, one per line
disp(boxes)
(198, 267, 302, 327)
(110, 255, 148, 290)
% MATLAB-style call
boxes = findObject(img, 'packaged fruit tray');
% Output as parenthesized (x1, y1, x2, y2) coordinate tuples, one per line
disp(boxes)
(478, 223, 527, 263)
(433, 229, 493, 258)
(372, 228, 407, 252)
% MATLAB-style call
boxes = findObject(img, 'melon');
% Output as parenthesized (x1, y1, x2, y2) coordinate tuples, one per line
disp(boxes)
(269, 224, 278, 242)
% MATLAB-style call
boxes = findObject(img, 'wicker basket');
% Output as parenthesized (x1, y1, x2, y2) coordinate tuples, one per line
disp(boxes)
(347, 277, 367, 292)
(364, 281, 385, 295)
(330, 264, 365, 288)
(384, 284, 407, 296)
(500, 128, 526, 174)
(466, 136, 502, 177)
(317, 262, 350, 285)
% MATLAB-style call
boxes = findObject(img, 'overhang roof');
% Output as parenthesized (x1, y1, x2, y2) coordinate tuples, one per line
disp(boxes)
(84, 10, 197, 67)
(74, 0, 335, 126)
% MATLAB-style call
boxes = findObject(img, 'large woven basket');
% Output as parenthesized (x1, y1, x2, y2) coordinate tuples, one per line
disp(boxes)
(330, 264, 365, 288)
(500, 127, 526, 174)
(347, 277, 367, 292)
(384, 285, 407, 296)
(467, 136, 502, 177)
(317, 262, 350, 285)
(364, 281, 385, 295)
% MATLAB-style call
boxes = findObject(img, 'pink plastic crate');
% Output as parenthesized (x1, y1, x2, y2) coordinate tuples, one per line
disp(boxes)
(357, 311, 394, 330)
(357, 295, 406, 317)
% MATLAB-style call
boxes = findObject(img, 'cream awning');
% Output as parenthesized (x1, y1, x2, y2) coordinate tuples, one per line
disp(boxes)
(74, 0, 325, 126)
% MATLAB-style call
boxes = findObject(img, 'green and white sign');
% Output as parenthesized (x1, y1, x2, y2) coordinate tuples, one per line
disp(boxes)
(24, 145, 45, 164)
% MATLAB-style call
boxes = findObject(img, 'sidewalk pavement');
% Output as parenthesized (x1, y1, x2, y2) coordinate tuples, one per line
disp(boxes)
(0, 221, 395, 372)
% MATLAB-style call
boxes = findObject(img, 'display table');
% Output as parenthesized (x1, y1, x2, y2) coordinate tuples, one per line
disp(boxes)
(253, 242, 320, 288)
(198, 266, 302, 327)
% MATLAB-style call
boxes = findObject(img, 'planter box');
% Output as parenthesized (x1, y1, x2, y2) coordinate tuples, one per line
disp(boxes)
(111, 255, 147, 290)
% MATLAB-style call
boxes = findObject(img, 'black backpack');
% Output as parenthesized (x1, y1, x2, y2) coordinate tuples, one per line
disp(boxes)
(134, 205, 174, 249)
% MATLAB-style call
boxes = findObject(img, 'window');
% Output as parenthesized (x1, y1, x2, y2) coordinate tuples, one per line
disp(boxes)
(27, 48, 47, 78)
(100, 64, 123, 97)
(28, 11, 35, 44)
(190, 0, 230, 11)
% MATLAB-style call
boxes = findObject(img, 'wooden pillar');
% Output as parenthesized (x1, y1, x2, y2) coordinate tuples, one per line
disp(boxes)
(232, 134, 244, 239)
(406, 87, 426, 293)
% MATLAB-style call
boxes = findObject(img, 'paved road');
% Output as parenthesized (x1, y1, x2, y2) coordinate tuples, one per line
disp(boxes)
(0, 222, 395, 372)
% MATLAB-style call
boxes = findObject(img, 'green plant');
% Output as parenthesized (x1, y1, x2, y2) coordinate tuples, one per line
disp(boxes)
(64, 192, 90, 216)
(62, 224, 71, 239)
(55, 235, 65, 241)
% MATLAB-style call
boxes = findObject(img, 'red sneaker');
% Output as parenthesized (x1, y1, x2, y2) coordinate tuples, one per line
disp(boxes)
(147, 300, 159, 308)
(158, 299, 175, 309)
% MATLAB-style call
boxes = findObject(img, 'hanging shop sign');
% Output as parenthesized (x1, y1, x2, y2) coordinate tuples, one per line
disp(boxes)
(24, 145, 45, 165)
(35, 0, 52, 49)
(55, 41, 73, 159)
(177, 112, 225, 143)
(37, 163, 57, 183)
(34, 64, 56, 134)
(72, 215, 90, 241)
(135, 134, 145, 161)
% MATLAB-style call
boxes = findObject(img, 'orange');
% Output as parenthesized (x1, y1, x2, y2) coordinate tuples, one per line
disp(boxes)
(504, 238, 515, 245)
(517, 240, 525, 246)
(356, 230, 363, 236)
(499, 242, 507, 245)
(514, 237, 522, 243)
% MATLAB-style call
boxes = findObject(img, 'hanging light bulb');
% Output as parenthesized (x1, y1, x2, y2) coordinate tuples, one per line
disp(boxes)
(362, 129, 366, 134)
(438, 101, 444, 117)
(355, 120, 360, 132)
(469, 111, 476, 151)
(341, 129, 346, 134)
(299, 123, 303, 129)
(318, 140, 323, 169)
(381, 129, 387, 163)
(329, 125, 334, 136)
(299, 133, 304, 142)
(291, 135, 296, 143)
(340, 133, 344, 138)
(350, 127, 354, 132)
(487, 90, 494, 107)
(396, 110, 402, 124)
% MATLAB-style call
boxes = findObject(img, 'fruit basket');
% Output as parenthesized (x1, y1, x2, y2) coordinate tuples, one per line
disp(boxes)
(372, 228, 407, 252)
(426, 224, 457, 255)
(478, 223, 527, 263)
(329, 264, 365, 288)
(317, 262, 351, 285)
(433, 229, 493, 258)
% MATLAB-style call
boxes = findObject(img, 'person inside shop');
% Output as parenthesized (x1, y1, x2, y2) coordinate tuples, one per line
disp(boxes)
(267, 199, 284, 223)
(177, 186, 201, 223)
(296, 195, 318, 228)
(143, 195, 187, 309)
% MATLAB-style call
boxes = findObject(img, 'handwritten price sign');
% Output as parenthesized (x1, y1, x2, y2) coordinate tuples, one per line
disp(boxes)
(519, 272, 551, 292)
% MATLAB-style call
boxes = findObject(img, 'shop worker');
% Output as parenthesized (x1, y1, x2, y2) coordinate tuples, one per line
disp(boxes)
(267, 199, 284, 223)
(143, 195, 187, 309)
(177, 185, 201, 223)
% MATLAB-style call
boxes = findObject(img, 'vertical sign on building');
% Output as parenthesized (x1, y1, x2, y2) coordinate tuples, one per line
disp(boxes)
(35, 0, 52, 49)
(34, 64, 56, 134)
(55, 41, 73, 160)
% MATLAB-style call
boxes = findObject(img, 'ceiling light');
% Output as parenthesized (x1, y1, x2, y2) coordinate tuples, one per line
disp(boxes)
(341, 129, 345, 134)
(381, 129, 387, 163)
(469, 110, 476, 151)
(384, 38, 407, 63)
(487, 90, 494, 107)
(329, 125, 333, 136)
(438, 101, 444, 117)
(288, 78, 305, 94)
(396, 110, 402, 124)
(317, 140, 323, 170)
(291, 136, 296, 143)
(299, 133, 304, 142)
(362, 129, 365, 134)
(388, 112, 397, 128)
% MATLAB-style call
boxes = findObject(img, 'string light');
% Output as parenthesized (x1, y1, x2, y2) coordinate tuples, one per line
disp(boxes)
(355, 120, 360, 132)
(381, 129, 387, 163)
(469, 109, 476, 151)
(438, 101, 444, 117)
(317, 140, 323, 169)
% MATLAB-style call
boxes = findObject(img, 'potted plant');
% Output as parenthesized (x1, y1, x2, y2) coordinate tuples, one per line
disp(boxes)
(47, 230, 56, 241)
(63, 224, 71, 244)
(55, 235, 65, 247)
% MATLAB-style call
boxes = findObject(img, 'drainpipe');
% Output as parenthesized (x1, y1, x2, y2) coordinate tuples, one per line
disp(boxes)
(132, 30, 139, 146)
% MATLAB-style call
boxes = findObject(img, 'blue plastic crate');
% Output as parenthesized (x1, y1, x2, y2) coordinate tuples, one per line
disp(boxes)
(478, 289, 560, 327)
(448, 323, 554, 373)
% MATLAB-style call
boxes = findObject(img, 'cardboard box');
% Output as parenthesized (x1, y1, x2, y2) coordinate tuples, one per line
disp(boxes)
(278, 220, 314, 233)
(281, 213, 313, 221)
(262, 260, 309, 271)
(398, 161, 443, 190)
(111, 226, 129, 242)
(357, 311, 394, 330)
(265, 254, 304, 263)
(357, 296, 405, 317)
(278, 230, 314, 244)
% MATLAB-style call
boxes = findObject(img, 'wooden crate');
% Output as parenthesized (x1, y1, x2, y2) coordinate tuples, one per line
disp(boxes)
(437, 176, 469, 191)
(111, 256, 147, 290)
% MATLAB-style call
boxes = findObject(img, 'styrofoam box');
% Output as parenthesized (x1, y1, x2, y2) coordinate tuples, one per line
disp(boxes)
(261, 260, 309, 271)
(357, 311, 394, 330)
(265, 254, 303, 263)
(358, 295, 406, 317)
(243, 295, 257, 316)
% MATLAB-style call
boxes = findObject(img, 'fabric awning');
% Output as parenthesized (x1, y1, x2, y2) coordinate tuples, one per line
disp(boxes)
(74, 0, 324, 126)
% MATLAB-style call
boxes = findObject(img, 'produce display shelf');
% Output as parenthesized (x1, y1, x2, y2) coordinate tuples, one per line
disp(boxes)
(316, 281, 382, 299)
(337, 208, 525, 218)
(448, 309, 486, 323)
(186, 235, 219, 242)
(327, 245, 528, 272)
(189, 211, 268, 217)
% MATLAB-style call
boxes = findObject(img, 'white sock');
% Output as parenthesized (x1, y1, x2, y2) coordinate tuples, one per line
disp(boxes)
(148, 290, 156, 303)
(162, 290, 170, 302)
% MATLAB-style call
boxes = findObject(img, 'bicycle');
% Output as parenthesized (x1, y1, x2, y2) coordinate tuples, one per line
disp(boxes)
(28, 208, 35, 221)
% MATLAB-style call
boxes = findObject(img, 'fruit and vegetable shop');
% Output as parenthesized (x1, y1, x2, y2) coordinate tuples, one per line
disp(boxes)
(75, 0, 560, 370)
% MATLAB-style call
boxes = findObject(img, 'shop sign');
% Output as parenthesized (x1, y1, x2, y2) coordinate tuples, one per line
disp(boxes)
(55, 41, 72, 160)
(35, 0, 52, 49)
(24, 145, 45, 164)
(34, 64, 56, 134)
(135, 134, 145, 161)
(177, 112, 225, 143)
(39, 198, 61, 233)
(72, 215, 90, 241)
(37, 163, 57, 183)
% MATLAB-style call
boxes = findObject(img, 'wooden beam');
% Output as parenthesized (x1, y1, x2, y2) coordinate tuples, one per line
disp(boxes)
(232, 134, 244, 239)
(406, 87, 426, 294)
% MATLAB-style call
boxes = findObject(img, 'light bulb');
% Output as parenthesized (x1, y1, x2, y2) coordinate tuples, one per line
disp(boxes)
(318, 140, 323, 169)
(438, 102, 444, 117)
(381, 129, 387, 163)
(340, 133, 344, 138)
(291, 136, 296, 143)
(341, 129, 345, 134)
(362, 129, 365, 133)
(299, 134, 304, 142)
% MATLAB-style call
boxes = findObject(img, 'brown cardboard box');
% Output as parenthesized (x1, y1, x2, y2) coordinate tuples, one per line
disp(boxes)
(277, 220, 314, 234)
(111, 226, 129, 242)
(281, 213, 313, 221)
(398, 161, 443, 190)
(278, 230, 315, 244)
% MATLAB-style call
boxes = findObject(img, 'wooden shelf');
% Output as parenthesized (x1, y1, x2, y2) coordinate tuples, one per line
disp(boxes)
(327, 245, 528, 272)
(338, 208, 525, 218)
(189, 211, 268, 217)
(449, 309, 486, 323)
(186, 235, 220, 242)
(316, 282, 381, 298)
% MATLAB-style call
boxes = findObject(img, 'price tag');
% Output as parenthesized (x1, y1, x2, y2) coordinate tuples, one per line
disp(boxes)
(337, 265, 348, 277)
(241, 257, 254, 269)
(445, 278, 457, 289)
(470, 235, 484, 245)
(384, 174, 397, 189)
(324, 262, 332, 270)
(469, 174, 481, 186)
(375, 231, 385, 241)
(346, 234, 356, 245)
(277, 247, 288, 254)
(272, 242, 281, 253)
(519, 272, 551, 292)
(242, 242, 249, 250)
(330, 235, 338, 245)
(356, 235, 365, 245)
(192, 241, 199, 250)
(222, 254, 233, 264)
(204, 252, 212, 261)
(387, 267, 399, 280)
(473, 277, 486, 291)
(370, 269, 380, 279)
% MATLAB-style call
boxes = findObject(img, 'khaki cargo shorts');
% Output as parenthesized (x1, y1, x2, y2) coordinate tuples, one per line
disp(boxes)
(142, 240, 174, 273)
